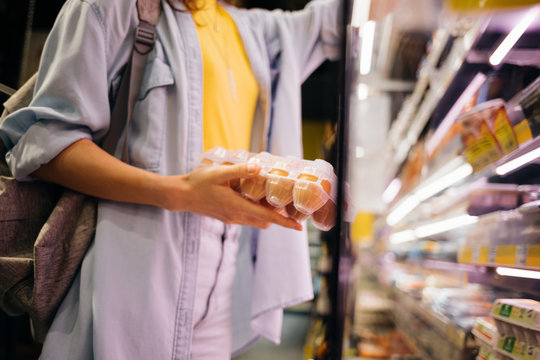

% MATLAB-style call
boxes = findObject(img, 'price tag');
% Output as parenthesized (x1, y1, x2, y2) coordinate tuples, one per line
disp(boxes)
(527, 245, 540, 268)
(459, 246, 474, 263)
(495, 245, 517, 266)
(478, 246, 490, 264)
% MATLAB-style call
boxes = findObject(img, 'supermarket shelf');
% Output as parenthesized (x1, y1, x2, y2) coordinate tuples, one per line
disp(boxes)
(395, 290, 471, 351)
(459, 244, 540, 270)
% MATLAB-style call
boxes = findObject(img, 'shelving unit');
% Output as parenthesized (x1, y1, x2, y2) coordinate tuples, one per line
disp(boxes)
(327, 1, 540, 360)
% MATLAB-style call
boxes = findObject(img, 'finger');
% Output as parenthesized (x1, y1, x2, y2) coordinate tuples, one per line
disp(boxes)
(241, 199, 303, 231)
(212, 163, 260, 184)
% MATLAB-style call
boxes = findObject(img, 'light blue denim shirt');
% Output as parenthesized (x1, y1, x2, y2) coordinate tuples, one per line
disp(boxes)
(0, 0, 342, 358)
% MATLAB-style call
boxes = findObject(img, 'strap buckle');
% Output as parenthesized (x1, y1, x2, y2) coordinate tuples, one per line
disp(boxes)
(134, 21, 156, 54)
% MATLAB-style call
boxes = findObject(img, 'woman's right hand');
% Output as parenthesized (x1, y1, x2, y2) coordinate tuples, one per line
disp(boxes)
(156, 163, 303, 231)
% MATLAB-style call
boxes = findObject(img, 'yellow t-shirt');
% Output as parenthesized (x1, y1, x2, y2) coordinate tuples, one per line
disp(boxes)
(194, 3, 259, 152)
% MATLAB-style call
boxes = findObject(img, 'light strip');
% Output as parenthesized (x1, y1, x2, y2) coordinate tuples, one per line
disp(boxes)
(351, 0, 371, 28)
(389, 230, 416, 244)
(495, 147, 540, 175)
(360, 21, 376, 75)
(489, 6, 540, 66)
(416, 162, 473, 202)
(382, 178, 402, 204)
(386, 195, 420, 226)
(426, 73, 486, 156)
(414, 215, 478, 238)
(496, 266, 540, 280)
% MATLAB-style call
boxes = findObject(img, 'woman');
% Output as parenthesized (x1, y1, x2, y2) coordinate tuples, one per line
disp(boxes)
(0, 0, 342, 358)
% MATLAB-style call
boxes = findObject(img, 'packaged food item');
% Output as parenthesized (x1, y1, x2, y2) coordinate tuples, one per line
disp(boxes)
(459, 99, 518, 171)
(492, 298, 540, 348)
(467, 183, 520, 216)
(195, 147, 351, 231)
(293, 159, 336, 215)
(265, 158, 298, 208)
(472, 317, 498, 352)
(519, 76, 540, 137)
(506, 95, 533, 146)
(311, 199, 337, 231)
(198, 146, 231, 166)
(285, 203, 310, 222)
(519, 185, 540, 205)
(240, 152, 273, 201)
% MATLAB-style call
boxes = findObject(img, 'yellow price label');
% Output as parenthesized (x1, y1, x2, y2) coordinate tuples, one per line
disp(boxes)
(527, 245, 540, 268)
(478, 246, 489, 264)
(459, 246, 474, 263)
(495, 245, 517, 266)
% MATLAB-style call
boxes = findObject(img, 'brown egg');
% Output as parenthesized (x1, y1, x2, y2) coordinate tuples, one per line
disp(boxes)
(311, 200, 336, 231)
(285, 203, 310, 222)
(241, 175, 267, 201)
(293, 173, 333, 214)
(259, 198, 287, 217)
(200, 158, 214, 165)
(265, 168, 294, 208)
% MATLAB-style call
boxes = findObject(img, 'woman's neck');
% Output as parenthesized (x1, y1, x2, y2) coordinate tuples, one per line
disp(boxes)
(195, 0, 217, 10)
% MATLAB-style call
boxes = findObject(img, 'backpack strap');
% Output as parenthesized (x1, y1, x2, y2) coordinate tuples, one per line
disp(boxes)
(101, 0, 162, 161)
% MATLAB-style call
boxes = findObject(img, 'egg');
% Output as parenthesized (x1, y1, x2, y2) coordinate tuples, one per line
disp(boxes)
(311, 200, 336, 231)
(265, 168, 294, 208)
(286, 203, 310, 222)
(241, 175, 267, 201)
(293, 173, 332, 214)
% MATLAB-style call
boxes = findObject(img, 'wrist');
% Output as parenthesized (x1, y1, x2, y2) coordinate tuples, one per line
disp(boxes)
(150, 173, 190, 211)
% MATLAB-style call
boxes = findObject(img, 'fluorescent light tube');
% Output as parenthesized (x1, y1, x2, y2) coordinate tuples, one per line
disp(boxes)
(351, 0, 371, 28)
(414, 215, 478, 238)
(489, 6, 540, 66)
(382, 178, 402, 204)
(416, 162, 473, 202)
(386, 195, 420, 226)
(496, 266, 540, 280)
(495, 146, 540, 175)
(360, 21, 376, 75)
(389, 230, 416, 244)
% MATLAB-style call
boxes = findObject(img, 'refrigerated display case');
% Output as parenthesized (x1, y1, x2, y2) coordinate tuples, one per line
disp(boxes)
(309, 0, 540, 359)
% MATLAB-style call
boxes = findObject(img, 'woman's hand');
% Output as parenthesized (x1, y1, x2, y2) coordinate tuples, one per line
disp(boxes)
(157, 163, 303, 231)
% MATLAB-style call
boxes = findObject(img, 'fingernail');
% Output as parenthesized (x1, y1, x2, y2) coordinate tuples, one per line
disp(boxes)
(247, 163, 258, 175)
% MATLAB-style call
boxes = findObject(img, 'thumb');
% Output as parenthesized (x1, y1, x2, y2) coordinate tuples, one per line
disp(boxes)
(213, 163, 260, 183)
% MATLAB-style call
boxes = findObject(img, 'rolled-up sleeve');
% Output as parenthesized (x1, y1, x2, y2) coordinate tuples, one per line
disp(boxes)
(0, 0, 111, 180)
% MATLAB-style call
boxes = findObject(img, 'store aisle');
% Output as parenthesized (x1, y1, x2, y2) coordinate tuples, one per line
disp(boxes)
(234, 310, 311, 360)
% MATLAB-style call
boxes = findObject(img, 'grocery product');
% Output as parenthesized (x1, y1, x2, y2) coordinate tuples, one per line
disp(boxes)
(459, 99, 519, 171)
(265, 159, 298, 208)
(491, 299, 540, 360)
(311, 199, 337, 231)
(285, 202, 311, 222)
(196, 147, 349, 231)
(240, 152, 274, 201)
(467, 183, 520, 216)
(293, 159, 337, 215)
(519, 76, 540, 137)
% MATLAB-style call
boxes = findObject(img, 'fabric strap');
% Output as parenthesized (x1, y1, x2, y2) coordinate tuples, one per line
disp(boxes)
(101, 0, 159, 161)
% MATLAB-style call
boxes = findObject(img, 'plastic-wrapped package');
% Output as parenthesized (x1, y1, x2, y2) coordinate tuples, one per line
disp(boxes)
(458, 99, 519, 171)
(196, 147, 351, 231)
(519, 76, 540, 138)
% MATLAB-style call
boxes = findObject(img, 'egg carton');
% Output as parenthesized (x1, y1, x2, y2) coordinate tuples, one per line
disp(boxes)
(492, 299, 540, 346)
(197, 147, 358, 231)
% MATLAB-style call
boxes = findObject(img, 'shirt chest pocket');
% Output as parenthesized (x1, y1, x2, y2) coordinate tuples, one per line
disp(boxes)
(127, 56, 175, 171)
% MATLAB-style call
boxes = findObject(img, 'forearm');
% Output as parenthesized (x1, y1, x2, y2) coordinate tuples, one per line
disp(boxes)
(32, 138, 302, 230)
(32, 138, 170, 208)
